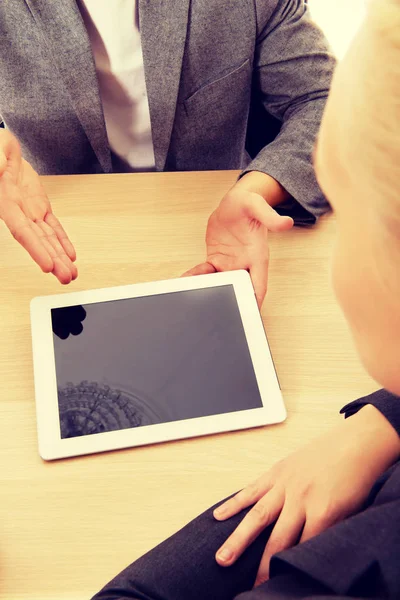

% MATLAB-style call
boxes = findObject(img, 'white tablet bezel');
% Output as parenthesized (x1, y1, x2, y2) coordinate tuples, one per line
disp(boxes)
(30, 270, 286, 460)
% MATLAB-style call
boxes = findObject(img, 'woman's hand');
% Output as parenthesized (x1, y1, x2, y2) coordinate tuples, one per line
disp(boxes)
(214, 404, 400, 587)
(0, 129, 77, 284)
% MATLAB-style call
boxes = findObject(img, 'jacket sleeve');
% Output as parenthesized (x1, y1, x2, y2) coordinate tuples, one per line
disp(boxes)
(243, 0, 336, 224)
(341, 388, 400, 437)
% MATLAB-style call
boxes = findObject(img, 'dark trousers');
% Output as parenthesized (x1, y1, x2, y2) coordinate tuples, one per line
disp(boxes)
(91, 498, 328, 600)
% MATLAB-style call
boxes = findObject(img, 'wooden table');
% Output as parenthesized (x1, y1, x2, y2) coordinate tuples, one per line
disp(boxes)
(0, 171, 376, 600)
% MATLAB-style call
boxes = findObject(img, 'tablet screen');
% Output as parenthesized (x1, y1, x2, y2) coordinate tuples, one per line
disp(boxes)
(51, 285, 263, 439)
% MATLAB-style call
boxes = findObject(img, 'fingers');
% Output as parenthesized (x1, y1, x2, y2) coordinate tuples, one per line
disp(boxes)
(34, 220, 78, 284)
(45, 212, 77, 262)
(181, 262, 217, 277)
(215, 486, 283, 567)
(247, 196, 294, 233)
(2, 201, 54, 273)
(254, 505, 306, 586)
(299, 511, 335, 544)
(20, 161, 77, 281)
(214, 480, 269, 522)
(0, 142, 77, 284)
(249, 260, 269, 308)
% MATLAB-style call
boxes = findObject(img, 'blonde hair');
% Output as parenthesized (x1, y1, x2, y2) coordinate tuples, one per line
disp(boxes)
(361, 0, 400, 231)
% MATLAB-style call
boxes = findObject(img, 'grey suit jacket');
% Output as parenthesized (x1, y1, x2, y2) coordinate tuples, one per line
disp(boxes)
(0, 1, 335, 221)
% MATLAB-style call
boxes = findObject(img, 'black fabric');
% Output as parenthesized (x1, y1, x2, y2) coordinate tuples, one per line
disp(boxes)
(92, 468, 400, 600)
(341, 389, 400, 437)
(91, 390, 400, 600)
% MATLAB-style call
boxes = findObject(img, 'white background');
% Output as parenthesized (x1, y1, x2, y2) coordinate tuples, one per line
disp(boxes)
(308, 0, 366, 58)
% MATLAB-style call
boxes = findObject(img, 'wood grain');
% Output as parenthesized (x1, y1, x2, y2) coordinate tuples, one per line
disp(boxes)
(0, 171, 376, 599)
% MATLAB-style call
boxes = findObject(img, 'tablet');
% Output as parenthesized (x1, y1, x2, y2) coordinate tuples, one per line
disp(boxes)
(30, 270, 286, 460)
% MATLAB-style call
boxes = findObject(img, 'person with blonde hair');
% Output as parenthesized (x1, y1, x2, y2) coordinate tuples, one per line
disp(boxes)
(92, 2, 400, 598)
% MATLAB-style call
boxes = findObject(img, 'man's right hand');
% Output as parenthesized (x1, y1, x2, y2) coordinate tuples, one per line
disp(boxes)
(0, 129, 77, 284)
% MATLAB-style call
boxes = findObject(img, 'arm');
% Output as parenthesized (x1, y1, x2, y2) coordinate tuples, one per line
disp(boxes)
(234, 171, 290, 209)
(184, 1, 335, 301)
(214, 399, 400, 584)
(341, 388, 400, 438)
(245, 0, 337, 223)
(92, 401, 393, 600)
(341, 401, 400, 473)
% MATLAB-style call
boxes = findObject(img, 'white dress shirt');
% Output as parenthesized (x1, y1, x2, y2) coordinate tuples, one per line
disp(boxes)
(79, 0, 156, 171)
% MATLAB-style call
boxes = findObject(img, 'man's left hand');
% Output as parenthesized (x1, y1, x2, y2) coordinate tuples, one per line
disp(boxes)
(183, 185, 293, 307)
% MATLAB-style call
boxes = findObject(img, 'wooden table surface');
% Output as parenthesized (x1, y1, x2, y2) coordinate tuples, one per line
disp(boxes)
(0, 171, 376, 600)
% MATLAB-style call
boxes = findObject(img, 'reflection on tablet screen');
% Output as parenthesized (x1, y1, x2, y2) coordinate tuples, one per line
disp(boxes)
(51, 285, 263, 439)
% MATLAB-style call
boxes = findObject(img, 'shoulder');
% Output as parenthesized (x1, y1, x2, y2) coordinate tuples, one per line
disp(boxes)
(254, 0, 308, 33)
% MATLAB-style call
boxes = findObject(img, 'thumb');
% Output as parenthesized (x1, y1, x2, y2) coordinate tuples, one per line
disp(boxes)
(250, 261, 269, 308)
(182, 262, 217, 278)
(0, 148, 7, 177)
(248, 195, 294, 233)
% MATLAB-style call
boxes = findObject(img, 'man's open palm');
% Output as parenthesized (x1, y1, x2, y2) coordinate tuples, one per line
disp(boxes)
(0, 130, 77, 284)
(184, 189, 293, 307)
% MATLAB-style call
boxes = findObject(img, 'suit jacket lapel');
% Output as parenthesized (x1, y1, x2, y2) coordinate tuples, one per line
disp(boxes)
(139, 0, 191, 171)
(24, 0, 112, 173)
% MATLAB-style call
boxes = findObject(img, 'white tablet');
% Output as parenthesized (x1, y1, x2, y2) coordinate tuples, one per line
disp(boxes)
(30, 270, 286, 460)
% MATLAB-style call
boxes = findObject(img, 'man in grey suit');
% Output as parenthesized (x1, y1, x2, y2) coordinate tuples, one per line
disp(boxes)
(0, 0, 334, 304)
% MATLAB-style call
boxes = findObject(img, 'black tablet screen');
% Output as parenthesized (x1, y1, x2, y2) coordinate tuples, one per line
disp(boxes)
(51, 285, 263, 438)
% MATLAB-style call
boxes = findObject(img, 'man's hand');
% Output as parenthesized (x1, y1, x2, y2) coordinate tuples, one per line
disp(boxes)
(184, 173, 293, 307)
(0, 130, 77, 284)
(213, 404, 400, 587)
